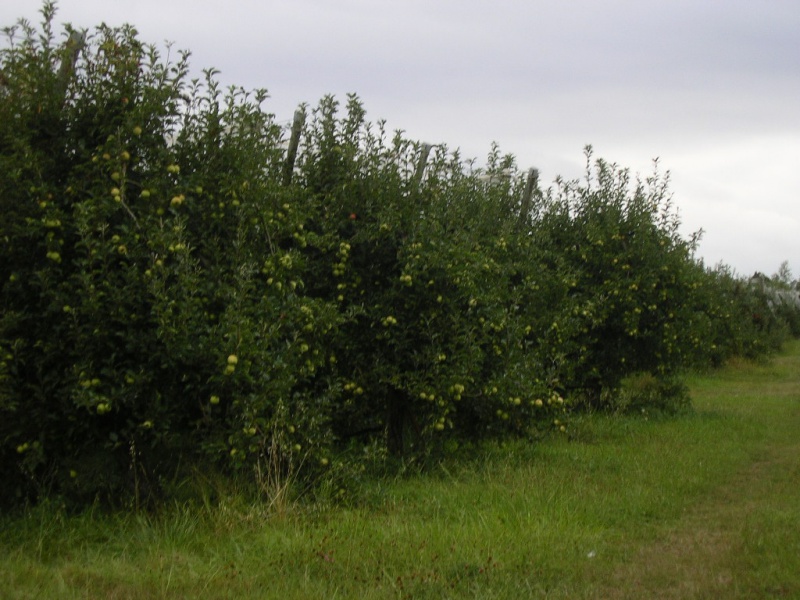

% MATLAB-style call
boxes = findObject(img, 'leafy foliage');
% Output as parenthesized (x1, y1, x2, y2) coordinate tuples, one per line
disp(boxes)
(1, 3, 797, 508)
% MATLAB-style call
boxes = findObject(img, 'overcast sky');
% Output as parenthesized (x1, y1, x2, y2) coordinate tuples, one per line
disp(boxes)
(3, 1, 799, 277)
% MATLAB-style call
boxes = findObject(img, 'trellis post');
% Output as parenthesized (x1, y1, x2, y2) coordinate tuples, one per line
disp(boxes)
(413, 143, 433, 190)
(282, 108, 305, 186)
(56, 30, 86, 104)
(518, 167, 539, 226)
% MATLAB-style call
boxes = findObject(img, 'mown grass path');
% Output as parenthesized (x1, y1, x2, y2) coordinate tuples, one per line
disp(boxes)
(1, 343, 799, 599)
(593, 343, 800, 599)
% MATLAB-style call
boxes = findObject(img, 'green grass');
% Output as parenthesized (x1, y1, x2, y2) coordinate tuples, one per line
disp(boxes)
(2, 342, 800, 599)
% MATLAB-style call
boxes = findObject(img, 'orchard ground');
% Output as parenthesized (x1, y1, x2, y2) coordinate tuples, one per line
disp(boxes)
(2, 340, 798, 599)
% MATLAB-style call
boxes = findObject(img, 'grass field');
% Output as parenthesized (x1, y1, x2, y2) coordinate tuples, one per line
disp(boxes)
(2, 341, 799, 599)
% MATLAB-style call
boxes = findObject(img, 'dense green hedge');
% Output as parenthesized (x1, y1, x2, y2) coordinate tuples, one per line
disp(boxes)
(2, 5, 796, 508)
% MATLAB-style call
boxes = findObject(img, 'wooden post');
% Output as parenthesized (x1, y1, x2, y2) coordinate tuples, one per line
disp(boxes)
(56, 30, 86, 105)
(413, 143, 433, 190)
(518, 167, 539, 226)
(282, 108, 305, 186)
